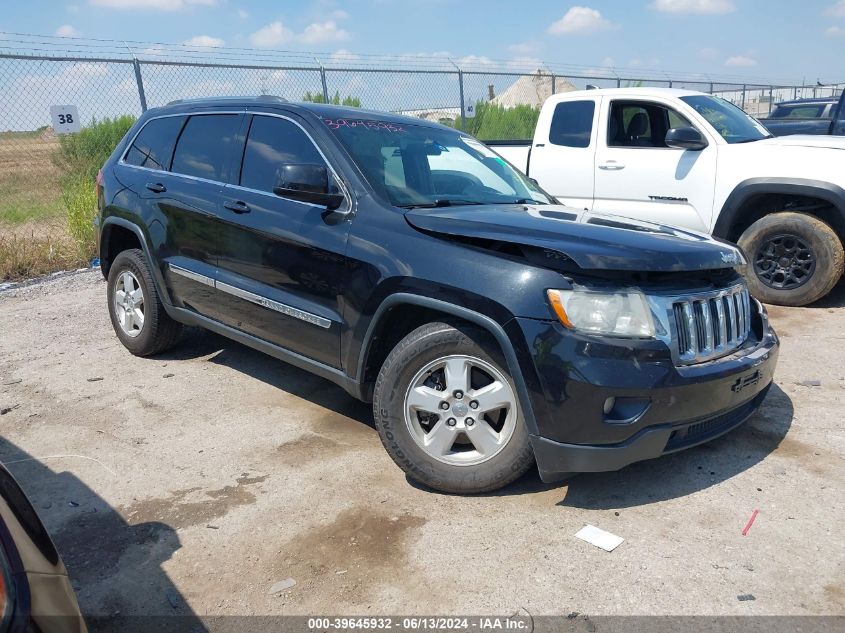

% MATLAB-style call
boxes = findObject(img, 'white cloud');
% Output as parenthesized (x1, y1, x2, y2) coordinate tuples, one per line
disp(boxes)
(248, 21, 294, 48)
(826, 25, 845, 36)
(508, 42, 538, 54)
(184, 35, 225, 47)
(650, 0, 735, 14)
(698, 46, 720, 59)
(826, 1, 845, 17)
(725, 54, 757, 67)
(299, 20, 350, 44)
(238, 8, 248, 19)
(250, 18, 351, 48)
(457, 54, 493, 67)
(55, 24, 79, 37)
(548, 7, 613, 35)
(89, 0, 217, 10)
(329, 9, 350, 20)
(329, 49, 360, 63)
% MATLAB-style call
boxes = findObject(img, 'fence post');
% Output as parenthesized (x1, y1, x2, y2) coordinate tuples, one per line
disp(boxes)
(768, 86, 774, 115)
(616, 77, 621, 88)
(741, 84, 746, 111)
(458, 70, 466, 132)
(709, 82, 714, 94)
(320, 66, 329, 103)
(133, 58, 147, 113)
(551, 73, 556, 95)
(668, 80, 673, 88)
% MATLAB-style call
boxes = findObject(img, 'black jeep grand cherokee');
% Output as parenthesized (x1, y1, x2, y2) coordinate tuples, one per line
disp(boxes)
(96, 97, 779, 493)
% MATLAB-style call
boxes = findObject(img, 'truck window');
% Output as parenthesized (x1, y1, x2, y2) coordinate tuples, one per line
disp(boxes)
(608, 101, 694, 148)
(171, 114, 241, 182)
(240, 115, 325, 193)
(548, 101, 595, 148)
(123, 116, 185, 171)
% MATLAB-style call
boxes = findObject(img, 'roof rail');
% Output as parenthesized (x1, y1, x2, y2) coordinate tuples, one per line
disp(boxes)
(165, 95, 289, 106)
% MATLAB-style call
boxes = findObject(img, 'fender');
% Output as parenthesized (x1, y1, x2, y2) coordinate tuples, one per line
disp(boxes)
(356, 293, 541, 436)
(99, 216, 174, 307)
(714, 178, 845, 240)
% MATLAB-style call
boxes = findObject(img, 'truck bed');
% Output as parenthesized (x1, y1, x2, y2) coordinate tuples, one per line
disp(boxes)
(483, 140, 531, 173)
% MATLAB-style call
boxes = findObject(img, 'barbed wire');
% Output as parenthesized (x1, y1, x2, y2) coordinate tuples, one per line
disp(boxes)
(1, 31, 836, 86)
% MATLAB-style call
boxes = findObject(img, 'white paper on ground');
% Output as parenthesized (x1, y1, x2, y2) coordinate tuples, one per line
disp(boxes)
(574, 524, 624, 552)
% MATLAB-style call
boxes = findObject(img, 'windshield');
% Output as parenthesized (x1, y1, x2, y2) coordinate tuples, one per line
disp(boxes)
(680, 95, 771, 144)
(321, 117, 554, 208)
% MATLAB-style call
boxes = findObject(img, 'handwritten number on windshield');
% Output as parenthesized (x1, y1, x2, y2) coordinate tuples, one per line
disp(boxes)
(323, 118, 405, 132)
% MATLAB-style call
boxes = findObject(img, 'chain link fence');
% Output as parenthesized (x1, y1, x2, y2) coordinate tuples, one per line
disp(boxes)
(1, 49, 843, 251)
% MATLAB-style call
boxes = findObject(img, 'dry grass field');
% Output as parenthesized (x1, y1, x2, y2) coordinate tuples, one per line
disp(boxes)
(0, 134, 87, 280)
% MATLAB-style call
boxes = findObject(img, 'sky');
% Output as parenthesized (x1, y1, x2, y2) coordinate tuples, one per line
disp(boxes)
(2, 0, 845, 84)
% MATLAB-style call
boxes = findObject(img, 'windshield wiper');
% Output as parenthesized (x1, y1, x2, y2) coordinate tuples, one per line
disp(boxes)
(398, 199, 486, 209)
(505, 198, 550, 205)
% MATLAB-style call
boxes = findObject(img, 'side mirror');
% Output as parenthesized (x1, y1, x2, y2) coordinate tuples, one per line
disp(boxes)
(665, 127, 708, 151)
(273, 164, 345, 210)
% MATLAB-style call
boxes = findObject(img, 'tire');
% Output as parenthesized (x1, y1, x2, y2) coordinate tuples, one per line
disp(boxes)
(372, 321, 534, 494)
(738, 212, 844, 307)
(107, 249, 182, 356)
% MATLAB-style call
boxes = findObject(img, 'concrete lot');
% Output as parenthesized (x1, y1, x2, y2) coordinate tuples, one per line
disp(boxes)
(0, 270, 843, 620)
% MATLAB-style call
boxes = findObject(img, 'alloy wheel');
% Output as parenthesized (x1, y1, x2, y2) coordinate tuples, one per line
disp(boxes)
(113, 270, 145, 337)
(404, 355, 517, 466)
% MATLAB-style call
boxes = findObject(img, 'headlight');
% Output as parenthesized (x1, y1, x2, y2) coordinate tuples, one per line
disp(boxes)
(547, 288, 656, 338)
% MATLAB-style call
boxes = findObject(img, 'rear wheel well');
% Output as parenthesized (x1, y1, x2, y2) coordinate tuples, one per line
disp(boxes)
(101, 225, 142, 277)
(726, 193, 845, 245)
(360, 304, 499, 390)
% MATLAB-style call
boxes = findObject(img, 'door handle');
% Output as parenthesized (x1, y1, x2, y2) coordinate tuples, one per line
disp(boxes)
(223, 200, 250, 214)
(145, 182, 167, 193)
(598, 161, 625, 170)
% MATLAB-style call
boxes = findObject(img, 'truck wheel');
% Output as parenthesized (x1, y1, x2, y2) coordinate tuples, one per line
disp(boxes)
(107, 249, 182, 356)
(372, 321, 534, 494)
(738, 212, 844, 306)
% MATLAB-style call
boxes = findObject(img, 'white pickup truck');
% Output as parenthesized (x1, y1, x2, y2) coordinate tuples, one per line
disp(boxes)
(492, 88, 845, 306)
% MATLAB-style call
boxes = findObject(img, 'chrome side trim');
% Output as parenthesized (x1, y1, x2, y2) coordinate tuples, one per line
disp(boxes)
(168, 264, 331, 329)
(215, 280, 332, 329)
(169, 264, 214, 287)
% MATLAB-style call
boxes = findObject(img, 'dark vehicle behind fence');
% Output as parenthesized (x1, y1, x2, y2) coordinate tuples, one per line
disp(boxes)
(761, 93, 845, 136)
(95, 97, 779, 494)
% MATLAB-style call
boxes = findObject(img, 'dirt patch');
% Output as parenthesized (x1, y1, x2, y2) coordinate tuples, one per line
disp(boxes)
(121, 474, 267, 530)
(271, 507, 426, 602)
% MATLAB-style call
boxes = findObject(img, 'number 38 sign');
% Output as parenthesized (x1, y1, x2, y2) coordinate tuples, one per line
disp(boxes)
(49, 105, 82, 134)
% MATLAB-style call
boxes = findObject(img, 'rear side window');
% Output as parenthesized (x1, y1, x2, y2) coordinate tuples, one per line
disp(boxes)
(171, 114, 241, 181)
(548, 100, 595, 148)
(123, 116, 184, 170)
(240, 115, 325, 193)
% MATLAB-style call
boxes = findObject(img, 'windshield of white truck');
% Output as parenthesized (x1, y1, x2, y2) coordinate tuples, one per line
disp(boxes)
(321, 117, 554, 208)
(680, 95, 772, 144)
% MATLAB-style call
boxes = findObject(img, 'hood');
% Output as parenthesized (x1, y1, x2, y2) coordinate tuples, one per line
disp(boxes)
(405, 205, 745, 273)
(759, 134, 845, 151)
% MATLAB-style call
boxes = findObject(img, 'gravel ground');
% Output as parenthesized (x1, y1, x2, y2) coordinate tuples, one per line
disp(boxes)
(0, 269, 843, 620)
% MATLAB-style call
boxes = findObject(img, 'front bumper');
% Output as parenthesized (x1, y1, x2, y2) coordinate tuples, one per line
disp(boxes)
(515, 301, 779, 482)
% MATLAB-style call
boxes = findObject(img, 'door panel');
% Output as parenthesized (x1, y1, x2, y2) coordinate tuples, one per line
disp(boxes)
(215, 113, 350, 368)
(592, 99, 716, 232)
(155, 112, 243, 318)
(528, 98, 599, 210)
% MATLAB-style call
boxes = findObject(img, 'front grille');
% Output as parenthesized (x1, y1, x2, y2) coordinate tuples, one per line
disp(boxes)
(672, 285, 751, 364)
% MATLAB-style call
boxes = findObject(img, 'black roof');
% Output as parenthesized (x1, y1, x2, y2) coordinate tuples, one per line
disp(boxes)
(775, 96, 839, 107)
(155, 95, 450, 130)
